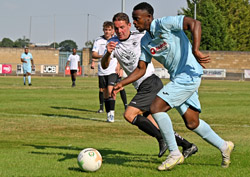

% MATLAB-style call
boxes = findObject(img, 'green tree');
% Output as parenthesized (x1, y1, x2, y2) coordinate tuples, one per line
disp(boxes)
(59, 40, 77, 51)
(210, 0, 250, 51)
(180, 0, 234, 51)
(0, 38, 14, 47)
(181, 0, 250, 51)
(49, 42, 59, 49)
(13, 36, 30, 48)
(85, 40, 94, 49)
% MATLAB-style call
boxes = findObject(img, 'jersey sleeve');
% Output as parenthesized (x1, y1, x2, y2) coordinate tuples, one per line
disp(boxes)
(139, 46, 152, 63)
(21, 53, 24, 59)
(30, 53, 33, 60)
(161, 15, 184, 31)
(92, 39, 99, 52)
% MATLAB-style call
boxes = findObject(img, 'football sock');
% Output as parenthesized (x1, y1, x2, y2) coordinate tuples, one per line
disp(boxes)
(109, 97, 115, 111)
(193, 119, 225, 149)
(23, 76, 26, 84)
(174, 132, 192, 149)
(104, 99, 110, 113)
(119, 89, 127, 109)
(99, 91, 104, 110)
(132, 115, 163, 140)
(152, 112, 178, 152)
(28, 75, 31, 84)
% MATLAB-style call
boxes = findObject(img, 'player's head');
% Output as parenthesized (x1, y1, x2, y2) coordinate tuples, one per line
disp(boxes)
(112, 12, 131, 40)
(103, 21, 114, 40)
(72, 48, 77, 55)
(132, 2, 154, 32)
(24, 47, 29, 54)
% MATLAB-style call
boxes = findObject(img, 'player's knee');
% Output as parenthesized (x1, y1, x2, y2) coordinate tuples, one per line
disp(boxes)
(149, 104, 157, 114)
(185, 120, 199, 130)
(123, 111, 136, 123)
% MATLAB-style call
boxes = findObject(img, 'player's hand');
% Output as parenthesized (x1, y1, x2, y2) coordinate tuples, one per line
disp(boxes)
(107, 41, 118, 54)
(91, 61, 95, 69)
(112, 82, 123, 97)
(193, 50, 211, 69)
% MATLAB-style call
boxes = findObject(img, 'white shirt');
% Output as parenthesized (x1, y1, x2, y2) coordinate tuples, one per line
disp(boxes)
(67, 54, 80, 70)
(110, 31, 155, 89)
(92, 35, 118, 76)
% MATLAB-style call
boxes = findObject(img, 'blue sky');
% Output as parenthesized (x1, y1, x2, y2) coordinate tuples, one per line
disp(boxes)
(0, 0, 187, 48)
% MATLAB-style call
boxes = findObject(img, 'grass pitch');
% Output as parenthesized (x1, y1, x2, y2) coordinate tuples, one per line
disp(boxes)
(0, 76, 249, 177)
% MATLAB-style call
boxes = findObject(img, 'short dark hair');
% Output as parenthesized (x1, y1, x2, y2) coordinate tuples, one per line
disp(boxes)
(112, 13, 130, 24)
(103, 21, 114, 29)
(133, 2, 154, 16)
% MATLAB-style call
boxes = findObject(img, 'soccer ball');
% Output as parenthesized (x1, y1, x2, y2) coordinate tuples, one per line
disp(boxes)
(77, 148, 102, 172)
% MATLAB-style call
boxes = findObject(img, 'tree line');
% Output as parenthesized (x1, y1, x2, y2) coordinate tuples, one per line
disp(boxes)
(0, 37, 78, 52)
(181, 0, 250, 51)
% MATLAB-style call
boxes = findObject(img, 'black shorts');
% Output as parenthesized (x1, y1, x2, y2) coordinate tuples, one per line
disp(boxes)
(98, 73, 118, 89)
(129, 74, 163, 112)
(116, 76, 122, 83)
(70, 70, 77, 75)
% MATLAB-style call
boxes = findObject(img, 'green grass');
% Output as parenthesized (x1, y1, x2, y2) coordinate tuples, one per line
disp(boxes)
(0, 76, 249, 177)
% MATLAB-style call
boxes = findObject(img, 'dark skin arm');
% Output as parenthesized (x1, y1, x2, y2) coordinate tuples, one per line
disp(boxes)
(183, 17, 210, 68)
(113, 60, 147, 95)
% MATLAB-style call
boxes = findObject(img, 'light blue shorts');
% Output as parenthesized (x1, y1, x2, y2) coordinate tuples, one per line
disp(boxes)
(157, 73, 201, 115)
(23, 64, 31, 74)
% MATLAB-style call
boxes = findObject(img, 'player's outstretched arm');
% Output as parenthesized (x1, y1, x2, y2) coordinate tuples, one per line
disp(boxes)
(113, 60, 147, 92)
(183, 17, 210, 68)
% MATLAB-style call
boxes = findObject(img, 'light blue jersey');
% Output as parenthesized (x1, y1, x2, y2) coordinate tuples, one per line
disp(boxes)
(21, 52, 33, 73)
(140, 15, 203, 114)
(140, 15, 203, 80)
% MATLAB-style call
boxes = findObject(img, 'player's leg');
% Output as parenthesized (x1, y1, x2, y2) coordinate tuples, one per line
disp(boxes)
(23, 73, 26, 85)
(181, 104, 234, 168)
(105, 74, 118, 122)
(150, 77, 190, 170)
(117, 76, 127, 109)
(124, 106, 167, 157)
(150, 96, 184, 171)
(27, 72, 32, 86)
(70, 70, 77, 87)
(97, 76, 105, 113)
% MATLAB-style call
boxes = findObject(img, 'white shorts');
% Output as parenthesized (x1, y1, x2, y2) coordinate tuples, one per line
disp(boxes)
(157, 73, 201, 115)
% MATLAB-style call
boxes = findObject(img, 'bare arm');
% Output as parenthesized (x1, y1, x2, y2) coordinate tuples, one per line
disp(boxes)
(183, 17, 210, 68)
(31, 59, 34, 68)
(21, 58, 27, 63)
(113, 60, 147, 94)
(92, 51, 103, 59)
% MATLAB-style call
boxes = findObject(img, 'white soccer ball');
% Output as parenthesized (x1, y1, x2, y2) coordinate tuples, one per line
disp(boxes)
(77, 148, 102, 172)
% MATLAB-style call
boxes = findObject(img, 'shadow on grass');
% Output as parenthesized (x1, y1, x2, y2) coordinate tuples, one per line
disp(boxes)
(42, 113, 105, 122)
(51, 106, 96, 113)
(24, 144, 160, 171)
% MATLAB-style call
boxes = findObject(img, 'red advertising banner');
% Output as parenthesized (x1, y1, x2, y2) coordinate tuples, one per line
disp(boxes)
(65, 66, 82, 76)
(2, 64, 12, 74)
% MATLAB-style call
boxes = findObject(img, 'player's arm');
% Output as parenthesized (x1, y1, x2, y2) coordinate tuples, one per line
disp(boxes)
(114, 60, 147, 91)
(78, 61, 81, 71)
(65, 61, 70, 69)
(92, 51, 102, 59)
(31, 59, 34, 68)
(183, 16, 210, 68)
(21, 58, 27, 63)
(101, 41, 117, 69)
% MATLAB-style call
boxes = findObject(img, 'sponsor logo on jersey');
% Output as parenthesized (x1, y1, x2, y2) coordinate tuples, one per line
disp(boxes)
(150, 41, 169, 55)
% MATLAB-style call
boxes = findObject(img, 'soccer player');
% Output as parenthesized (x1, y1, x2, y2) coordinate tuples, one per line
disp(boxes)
(21, 47, 34, 86)
(113, 2, 234, 170)
(101, 12, 198, 158)
(65, 48, 80, 87)
(92, 21, 127, 122)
